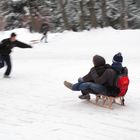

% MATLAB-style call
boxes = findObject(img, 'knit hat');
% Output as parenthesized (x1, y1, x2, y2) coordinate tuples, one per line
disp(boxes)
(113, 52, 123, 63)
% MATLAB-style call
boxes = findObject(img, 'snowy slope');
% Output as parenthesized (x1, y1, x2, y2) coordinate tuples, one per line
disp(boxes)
(0, 28, 140, 140)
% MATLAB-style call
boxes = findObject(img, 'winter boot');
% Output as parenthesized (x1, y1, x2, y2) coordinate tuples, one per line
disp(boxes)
(4, 75, 11, 79)
(79, 94, 90, 100)
(64, 81, 73, 90)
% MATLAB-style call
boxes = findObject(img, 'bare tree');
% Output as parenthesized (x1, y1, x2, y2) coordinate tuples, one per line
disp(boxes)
(87, 0, 97, 28)
(101, 0, 109, 27)
(59, 0, 70, 30)
(27, 0, 36, 32)
(120, 0, 128, 29)
(0, 1, 5, 30)
(136, 0, 140, 7)
(79, 0, 85, 30)
(0, 16, 5, 31)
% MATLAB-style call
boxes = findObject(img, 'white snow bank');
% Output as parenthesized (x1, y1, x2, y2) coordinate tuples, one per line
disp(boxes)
(0, 27, 140, 140)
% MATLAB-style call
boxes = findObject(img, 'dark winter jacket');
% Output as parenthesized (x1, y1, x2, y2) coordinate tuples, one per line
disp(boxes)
(0, 38, 32, 55)
(111, 61, 123, 73)
(82, 55, 128, 96)
(92, 65, 128, 96)
(82, 55, 110, 82)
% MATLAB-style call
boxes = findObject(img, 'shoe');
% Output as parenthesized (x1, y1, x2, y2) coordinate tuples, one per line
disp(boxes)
(4, 75, 11, 78)
(79, 94, 90, 100)
(64, 81, 73, 90)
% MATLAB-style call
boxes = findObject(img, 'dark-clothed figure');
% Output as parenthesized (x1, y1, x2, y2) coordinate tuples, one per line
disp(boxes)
(40, 23, 49, 43)
(0, 32, 32, 78)
(91, 53, 128, 97)
(40, 31, 48, 43)
(64, 55, 110, 99)
(64, 53, 128, 100)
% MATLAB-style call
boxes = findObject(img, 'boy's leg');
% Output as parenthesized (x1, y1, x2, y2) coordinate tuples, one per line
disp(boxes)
(64, 81, 90, 91)
(72, 82, 91, 91)
(3, 55, 12, 76)
(78, 82, 92, 90)
(79, 89, 93, 100)
(81, 89, 95, 95)
(41, 36, 45, 41)
(64, 81, 107, 94)
(45, 35, 48, 43)
(79, 83, 107, 100)
(74, 82, 93, 100)
(89, 83, 107, 95)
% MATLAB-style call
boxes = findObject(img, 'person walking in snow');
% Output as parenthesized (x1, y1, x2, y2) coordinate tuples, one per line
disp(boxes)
(40, 23, 49, 43)
(64, 53, 128, 99)
(0, 32, 32, 78)
(40, 31, 48, 43)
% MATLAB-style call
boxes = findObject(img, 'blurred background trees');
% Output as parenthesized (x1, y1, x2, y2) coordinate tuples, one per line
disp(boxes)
(0, 0, 140, 32)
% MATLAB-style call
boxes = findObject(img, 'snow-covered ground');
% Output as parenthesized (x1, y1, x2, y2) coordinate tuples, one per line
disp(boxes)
(0, 28, 140, 140)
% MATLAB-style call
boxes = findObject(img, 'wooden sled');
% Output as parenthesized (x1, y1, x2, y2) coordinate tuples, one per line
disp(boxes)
(93, 95, 125, 109)
(30, 39, 40, 44)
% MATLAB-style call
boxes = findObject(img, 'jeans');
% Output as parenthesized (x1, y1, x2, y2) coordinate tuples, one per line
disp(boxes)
(2, 54, 12, 76)
(72, 80, 107, 95)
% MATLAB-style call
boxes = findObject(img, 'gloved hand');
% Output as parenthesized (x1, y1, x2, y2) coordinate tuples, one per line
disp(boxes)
(29, 45, 33, 48)
(78, 77, 84, 83)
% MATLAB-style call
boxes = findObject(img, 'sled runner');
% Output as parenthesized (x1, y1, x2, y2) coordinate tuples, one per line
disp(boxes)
(92, 95, 125, 109)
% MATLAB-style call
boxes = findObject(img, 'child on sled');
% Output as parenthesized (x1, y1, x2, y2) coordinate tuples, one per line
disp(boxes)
(64, 53, 129, 100)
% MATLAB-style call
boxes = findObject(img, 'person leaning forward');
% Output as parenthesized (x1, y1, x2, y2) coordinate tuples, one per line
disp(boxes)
(64, 55, 111, 99)
(0, 32, 32, 78)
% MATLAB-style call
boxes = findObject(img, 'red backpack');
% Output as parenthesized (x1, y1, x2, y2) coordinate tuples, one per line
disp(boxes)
(115, 75, 129, 97)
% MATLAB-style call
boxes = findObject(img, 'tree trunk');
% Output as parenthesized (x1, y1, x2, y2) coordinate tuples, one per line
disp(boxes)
(0, 16, 5, 31)
(27, 0, 33, 32)
(136, 0, 140, 7)
(101, 0, 109, 27)
(59, 0, 69, 30)
(87, 0, 97, 28)
(79, 0, 85, 30)
(120, 0, 128, 29)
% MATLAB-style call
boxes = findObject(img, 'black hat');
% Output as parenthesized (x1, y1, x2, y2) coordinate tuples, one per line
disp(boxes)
(113, 52, 123, 63)
(11, 32, 17, 37)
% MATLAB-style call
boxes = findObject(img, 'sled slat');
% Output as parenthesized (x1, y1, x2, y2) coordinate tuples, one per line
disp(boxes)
(94, 95, 125, 109)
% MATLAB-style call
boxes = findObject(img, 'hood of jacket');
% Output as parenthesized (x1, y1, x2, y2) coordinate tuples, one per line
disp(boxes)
(93, 55, 106, 67)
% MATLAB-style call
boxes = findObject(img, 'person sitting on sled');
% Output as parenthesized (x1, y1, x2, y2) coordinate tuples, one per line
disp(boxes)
(64, 53, 128, 100)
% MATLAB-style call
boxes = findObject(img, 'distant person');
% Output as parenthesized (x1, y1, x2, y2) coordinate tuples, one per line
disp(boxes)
(0, 32, 32, 78)
(40, 31, 48, 43)
(40, 23, 49, 43)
